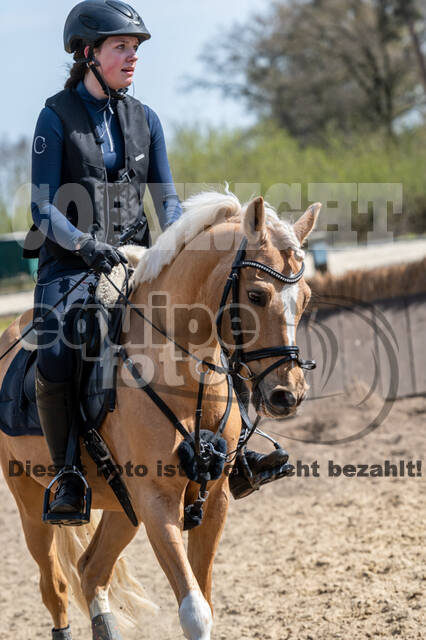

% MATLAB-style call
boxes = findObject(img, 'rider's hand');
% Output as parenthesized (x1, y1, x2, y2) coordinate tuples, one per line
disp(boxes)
(75, 233, 128, 275)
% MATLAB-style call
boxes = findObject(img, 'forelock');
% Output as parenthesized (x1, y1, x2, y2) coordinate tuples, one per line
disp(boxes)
(264, 204, 305, 260)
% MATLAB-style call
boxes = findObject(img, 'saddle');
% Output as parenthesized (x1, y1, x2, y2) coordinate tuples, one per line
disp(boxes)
(0, 271, 140, 526)
(0, 347, 41, 437)
(0, 258, 137, 439)
(0, 302, 124, 439)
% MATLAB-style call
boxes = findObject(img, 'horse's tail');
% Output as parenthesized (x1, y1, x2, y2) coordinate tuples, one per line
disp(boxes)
(54, 510, 158, 631)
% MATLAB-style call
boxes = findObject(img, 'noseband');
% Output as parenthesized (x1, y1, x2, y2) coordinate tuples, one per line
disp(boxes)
(216, 237, 316, 387)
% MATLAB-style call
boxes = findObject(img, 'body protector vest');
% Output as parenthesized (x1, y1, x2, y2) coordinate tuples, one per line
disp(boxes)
(24, 88, 151, 259)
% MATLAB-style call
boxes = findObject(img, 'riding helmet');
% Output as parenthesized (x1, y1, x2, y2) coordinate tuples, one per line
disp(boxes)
(64, 0, 151, 53)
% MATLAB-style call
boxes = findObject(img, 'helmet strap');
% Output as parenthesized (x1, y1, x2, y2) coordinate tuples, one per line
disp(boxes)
(79, 48, 128, 101)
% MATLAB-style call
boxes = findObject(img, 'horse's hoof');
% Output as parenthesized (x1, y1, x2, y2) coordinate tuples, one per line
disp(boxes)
(52, 625, 72, 640)
(92, 613, 123, 640)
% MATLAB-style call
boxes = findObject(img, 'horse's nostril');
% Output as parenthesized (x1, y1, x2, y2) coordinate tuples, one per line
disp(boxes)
(269, 389, 297, 409)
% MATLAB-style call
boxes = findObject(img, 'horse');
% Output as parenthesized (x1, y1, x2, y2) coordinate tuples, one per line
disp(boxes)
(0, 191, 320, 639)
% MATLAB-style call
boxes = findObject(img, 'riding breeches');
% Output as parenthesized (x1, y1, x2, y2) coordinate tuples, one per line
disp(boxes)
(33, 259, 99, 383)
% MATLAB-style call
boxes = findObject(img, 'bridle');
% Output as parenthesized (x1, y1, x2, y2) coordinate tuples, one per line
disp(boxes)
(116, 234, 316, 436)
(216, 237, 316, 388)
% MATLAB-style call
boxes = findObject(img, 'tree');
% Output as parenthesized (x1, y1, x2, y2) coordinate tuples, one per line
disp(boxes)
(0, 137, 31, 234)
(193, 0, 426, 142)
(393, 0, 426, 95)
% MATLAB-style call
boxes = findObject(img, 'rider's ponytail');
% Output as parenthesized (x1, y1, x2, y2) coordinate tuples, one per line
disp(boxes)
(64, 39, 106, 90)
(64, 47, 86, 89)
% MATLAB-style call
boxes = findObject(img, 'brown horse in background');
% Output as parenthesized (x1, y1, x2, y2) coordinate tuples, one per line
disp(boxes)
(0, 192, 320, 639)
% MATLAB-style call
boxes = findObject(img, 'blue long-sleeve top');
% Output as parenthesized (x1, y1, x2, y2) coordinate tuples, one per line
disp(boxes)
(31, 81, 182, 252)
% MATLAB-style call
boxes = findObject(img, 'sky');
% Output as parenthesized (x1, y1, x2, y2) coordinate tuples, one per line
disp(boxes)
(0, 0, 264, 143)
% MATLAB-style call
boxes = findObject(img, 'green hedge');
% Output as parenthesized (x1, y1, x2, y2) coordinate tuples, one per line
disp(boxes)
(169, 122, 426, 236)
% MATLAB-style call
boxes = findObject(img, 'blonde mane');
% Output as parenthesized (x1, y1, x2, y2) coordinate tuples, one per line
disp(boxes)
(132, 190, 304, 285)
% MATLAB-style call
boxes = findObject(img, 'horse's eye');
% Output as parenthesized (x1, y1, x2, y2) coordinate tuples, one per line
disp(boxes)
(247, 290, 267, 306)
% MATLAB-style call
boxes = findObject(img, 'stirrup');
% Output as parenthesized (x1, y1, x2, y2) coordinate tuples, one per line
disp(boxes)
(43, 467, 92, 526)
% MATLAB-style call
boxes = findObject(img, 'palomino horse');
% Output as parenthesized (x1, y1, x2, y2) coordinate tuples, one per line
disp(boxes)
(0, 192, 320, 639)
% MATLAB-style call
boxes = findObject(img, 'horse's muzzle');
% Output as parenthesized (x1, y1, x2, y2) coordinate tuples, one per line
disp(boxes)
(253, 384, 305, 418)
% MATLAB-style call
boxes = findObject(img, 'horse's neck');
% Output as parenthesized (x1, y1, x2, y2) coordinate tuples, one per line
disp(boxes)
(124, 238, 233, 406)
(128, 249, 213, 356)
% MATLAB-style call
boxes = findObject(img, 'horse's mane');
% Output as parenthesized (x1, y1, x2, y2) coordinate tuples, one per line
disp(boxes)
(132, 190, 304, 285)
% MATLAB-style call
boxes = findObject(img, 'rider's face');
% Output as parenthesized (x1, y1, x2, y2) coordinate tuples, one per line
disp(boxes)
(91, 36, 140, 90)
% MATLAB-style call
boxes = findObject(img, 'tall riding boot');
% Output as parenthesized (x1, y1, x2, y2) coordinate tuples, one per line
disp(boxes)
(35, 367, 84, 514)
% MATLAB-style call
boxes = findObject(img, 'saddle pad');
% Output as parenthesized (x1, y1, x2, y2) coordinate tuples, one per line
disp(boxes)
(0, 348, 43, 436)
(0, 346, 119, 438)
(0, 293, 127, 438)
(95, 244, 145, 305)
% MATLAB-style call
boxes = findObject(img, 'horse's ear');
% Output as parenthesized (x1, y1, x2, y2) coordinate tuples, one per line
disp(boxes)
(293, 203, 321, 244)
(243, 196, 267, 243)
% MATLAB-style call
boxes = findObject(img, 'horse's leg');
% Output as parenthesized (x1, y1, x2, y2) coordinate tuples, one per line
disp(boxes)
(1, 468, 71, 637)
(142, 486, 213, 640)
(78, 510, 140, 640)
(187, 480, 229, 611)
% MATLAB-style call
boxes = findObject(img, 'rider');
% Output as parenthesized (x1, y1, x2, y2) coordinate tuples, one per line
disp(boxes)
(25, 0, 289, 520)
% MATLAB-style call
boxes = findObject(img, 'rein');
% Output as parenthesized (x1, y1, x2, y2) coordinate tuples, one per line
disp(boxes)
(0, 271, 94, 364)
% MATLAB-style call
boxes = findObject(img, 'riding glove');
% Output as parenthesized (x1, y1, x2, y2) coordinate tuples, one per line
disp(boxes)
(75, 233, 128, 275)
